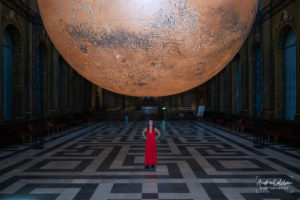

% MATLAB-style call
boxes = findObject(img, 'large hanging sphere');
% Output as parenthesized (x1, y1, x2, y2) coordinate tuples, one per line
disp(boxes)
(37, 0, 258, 97)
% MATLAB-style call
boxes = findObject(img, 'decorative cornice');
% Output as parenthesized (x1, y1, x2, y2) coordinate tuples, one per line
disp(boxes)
(275, 9, 295, 29)
(0, 0, 41, 25)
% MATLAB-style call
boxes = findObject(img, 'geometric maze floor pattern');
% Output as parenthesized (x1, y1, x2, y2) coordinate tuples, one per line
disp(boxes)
(0, 121, 299, 200)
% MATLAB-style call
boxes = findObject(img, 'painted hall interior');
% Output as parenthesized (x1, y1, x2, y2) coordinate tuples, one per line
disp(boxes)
(0, 0, 299, 124)
(0, 0, 299, 200)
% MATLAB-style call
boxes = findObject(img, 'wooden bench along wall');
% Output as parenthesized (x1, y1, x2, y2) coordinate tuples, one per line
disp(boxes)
(204, 111, 300, 145)
(0, 112, 92, 147)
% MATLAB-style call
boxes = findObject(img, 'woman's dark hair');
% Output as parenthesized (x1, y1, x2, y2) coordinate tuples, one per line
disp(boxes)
(147, 120, 155, 130)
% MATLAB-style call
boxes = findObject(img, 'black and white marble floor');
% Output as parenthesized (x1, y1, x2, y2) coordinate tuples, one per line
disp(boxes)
(0, 121, 299, 200)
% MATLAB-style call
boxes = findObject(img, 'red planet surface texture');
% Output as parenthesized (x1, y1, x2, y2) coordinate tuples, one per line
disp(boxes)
(37, 0, 259, 97)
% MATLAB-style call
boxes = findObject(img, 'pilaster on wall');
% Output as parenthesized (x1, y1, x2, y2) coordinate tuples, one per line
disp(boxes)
(27, 19, 33, 116)
(241, 42, 249, 114)
(52, 50, 59, 109)
(177, 94, 182, 107)
(263, 12, 273, 112)
(116, 94, 123, 108)
(219, 72, 225, 112)
(0, 2, 2, 119)
(216, 75, 220, 111)
(231, 58, 238, 113)
(97, 87, 103, 109)
(248, 34, 255, 117)
(91, 84, 96, 110)
(248, 56, 255, 117)
(297, 0, 300, 119)
(199, 85, 208, 109)
(225, 65, 232, 113)
(210, 78, 216, 111)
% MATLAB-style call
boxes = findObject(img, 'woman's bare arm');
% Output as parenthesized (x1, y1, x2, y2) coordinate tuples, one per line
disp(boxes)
(142, 128, 147, 139)
(155, 128, 161, 140)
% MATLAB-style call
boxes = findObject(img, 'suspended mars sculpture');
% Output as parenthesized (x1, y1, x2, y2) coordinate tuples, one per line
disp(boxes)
(37, 0, 258, 97)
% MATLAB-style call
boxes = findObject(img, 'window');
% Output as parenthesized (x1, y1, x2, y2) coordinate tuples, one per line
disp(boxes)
(2, 25, 24, 120)
(284, 28, 296, 120)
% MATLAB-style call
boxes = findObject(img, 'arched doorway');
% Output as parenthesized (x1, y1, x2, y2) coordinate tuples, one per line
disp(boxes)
(2, 25, 23, 120)
(2, 28, 13, 120)
(284, 28, 296, 120)
(275, 25, 297, 119)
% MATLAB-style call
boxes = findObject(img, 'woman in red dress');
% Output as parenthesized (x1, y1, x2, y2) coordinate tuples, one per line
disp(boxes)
(142, 120, 161, 169)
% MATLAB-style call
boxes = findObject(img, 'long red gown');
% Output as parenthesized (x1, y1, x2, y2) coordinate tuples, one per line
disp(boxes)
(144, 128, 157, 165)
